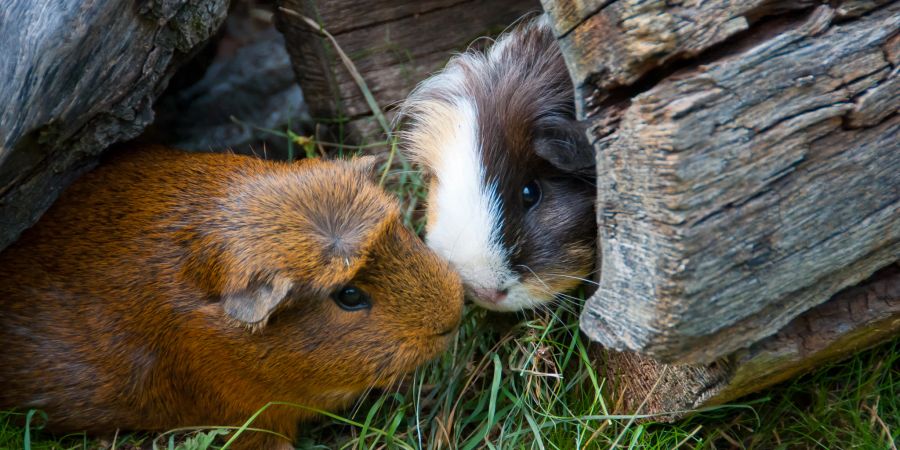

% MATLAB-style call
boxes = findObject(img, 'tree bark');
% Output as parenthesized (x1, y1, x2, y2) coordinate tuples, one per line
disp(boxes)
(541, 0, 899, 364)
(0, 0, 229, 252)
(597, 263, 900, 417)
(538, 0, 899, 417)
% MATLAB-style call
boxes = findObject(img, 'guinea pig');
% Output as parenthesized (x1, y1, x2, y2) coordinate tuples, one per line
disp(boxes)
(397, 16, 596, 312)
(0, 146, 463, 450)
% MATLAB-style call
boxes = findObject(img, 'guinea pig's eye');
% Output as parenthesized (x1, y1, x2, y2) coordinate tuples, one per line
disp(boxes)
(331, 286, 371, 311)
(522, 180, 542, 210)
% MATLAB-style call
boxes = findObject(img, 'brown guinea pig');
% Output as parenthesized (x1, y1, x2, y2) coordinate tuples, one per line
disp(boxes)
(398, 15, 596, 312)
(0, 146, 463, 449)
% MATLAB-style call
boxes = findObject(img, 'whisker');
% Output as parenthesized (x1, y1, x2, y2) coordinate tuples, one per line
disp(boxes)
(515, 264, 553, 293)
(540, 272, 601, 287)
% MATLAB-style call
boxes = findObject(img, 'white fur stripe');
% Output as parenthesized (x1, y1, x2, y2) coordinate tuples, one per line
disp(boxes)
(424, 100, 512, 291)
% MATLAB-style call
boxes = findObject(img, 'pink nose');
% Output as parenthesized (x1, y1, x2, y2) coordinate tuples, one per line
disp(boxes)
(470, 287, 508, 304)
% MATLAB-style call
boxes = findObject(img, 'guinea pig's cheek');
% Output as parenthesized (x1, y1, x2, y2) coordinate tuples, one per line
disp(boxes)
(563, 243, 596, 274)
(517, 274, 582, 307)
(513, 281, 556, 307)
(407, 338, 451, 372)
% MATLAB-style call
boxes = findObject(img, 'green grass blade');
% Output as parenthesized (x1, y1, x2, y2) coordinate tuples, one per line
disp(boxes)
(461, 353, 503, 450)
(523, 408, 546, 450)
(359, 393, 387, 449)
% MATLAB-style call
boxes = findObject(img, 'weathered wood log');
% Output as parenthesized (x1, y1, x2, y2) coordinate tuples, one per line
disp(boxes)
(275, 0, 541, 142)
(0, 0, 229, 252)
(599, 263, 900, 416)
(542, 0, 899, 364)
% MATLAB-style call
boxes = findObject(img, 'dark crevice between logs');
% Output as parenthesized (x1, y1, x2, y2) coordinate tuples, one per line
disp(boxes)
(584, 0, 892, 144)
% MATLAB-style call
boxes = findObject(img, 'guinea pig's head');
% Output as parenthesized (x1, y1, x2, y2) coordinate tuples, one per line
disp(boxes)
(184, 156, 464, 396)
(398, 16, 596, 312)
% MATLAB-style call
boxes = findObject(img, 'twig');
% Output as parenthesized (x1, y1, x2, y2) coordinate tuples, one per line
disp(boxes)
(673, 425, 703, 449)
(278, 7, 392, 140)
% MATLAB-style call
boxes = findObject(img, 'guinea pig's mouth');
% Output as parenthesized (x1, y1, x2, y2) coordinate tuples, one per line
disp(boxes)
(468, 286, 509, 304)
(435, 326, 457, 337)
(435, 314, 463, 337)
(465, 282, 554, 312)
(370, 335, 456, 387)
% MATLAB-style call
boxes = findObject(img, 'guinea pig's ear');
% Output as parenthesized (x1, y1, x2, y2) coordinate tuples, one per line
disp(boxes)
(534, 118, 596, 175)
(222, 275, 293, 327)
(348, 154, 384, 183)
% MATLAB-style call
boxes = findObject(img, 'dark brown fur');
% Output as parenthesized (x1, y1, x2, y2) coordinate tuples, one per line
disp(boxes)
(400, 16, 596, 306)
(467, 20, 596, 289)
(0, 146, 463, 449)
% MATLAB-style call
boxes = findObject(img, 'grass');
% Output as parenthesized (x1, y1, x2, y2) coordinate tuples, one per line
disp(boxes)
(282, 275, 900, 450)
(3, 283, 898, 449)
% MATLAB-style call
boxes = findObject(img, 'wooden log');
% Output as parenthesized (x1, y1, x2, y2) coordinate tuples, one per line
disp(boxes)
(0, 0, 229, 252)
(598, 263, 900, 416)
(275, 0, 541, 142)
(541, 0, 900, 363)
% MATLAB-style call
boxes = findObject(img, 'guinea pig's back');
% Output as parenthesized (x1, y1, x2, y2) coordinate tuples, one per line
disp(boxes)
(0, 147, 273, 429)
(0, 147, 297, 281)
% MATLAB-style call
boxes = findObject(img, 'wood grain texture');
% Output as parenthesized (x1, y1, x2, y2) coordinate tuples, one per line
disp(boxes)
(540, 0, 612, 36)
(598, 264, 900, 417)
(275, 0, 541, 142)
(542, 0, 824, 117)
(0, 0, 228, 252)
(566, 2, 900, 363)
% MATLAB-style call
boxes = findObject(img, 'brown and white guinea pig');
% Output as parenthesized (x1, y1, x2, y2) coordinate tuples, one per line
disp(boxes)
(0, 146, 463, 450)
(398, 16, 596, 311)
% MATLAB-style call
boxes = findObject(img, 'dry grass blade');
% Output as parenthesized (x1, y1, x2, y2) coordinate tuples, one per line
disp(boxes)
(673, 425, 703, 449)
(278, 7, 392, 141)
(864, 399, 897, 450)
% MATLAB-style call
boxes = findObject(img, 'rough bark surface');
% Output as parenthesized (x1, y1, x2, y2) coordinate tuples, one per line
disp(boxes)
(0, 0, 229, 252)
(275, 0, 541, 142)
(598, 263, 900, 417)
(542, 0, 899, 363)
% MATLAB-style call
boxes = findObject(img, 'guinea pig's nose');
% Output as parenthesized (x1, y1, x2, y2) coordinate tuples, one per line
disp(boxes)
(470, 287, 508, 304)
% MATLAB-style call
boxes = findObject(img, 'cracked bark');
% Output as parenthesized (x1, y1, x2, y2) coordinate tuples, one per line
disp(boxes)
(597, 263, 900, 418)
(542, 0, 899, 416)
(0, 0, 229, 252)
